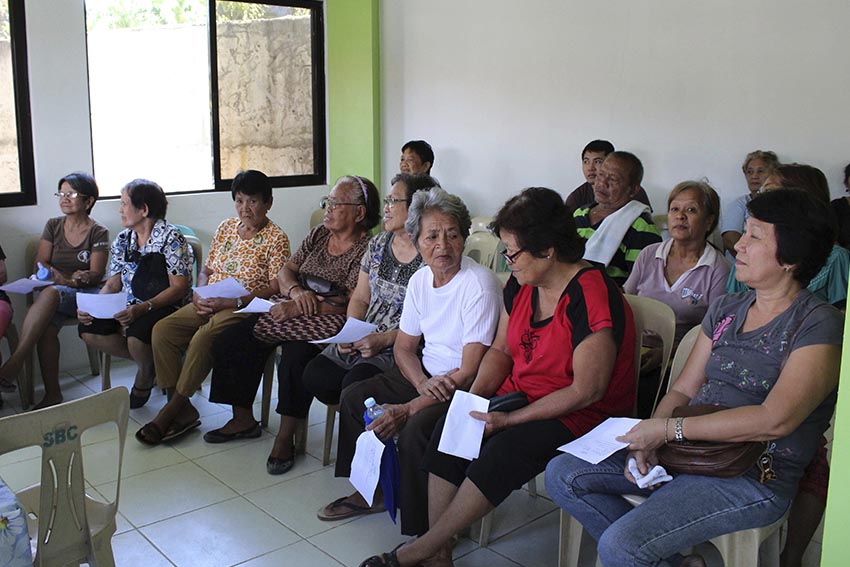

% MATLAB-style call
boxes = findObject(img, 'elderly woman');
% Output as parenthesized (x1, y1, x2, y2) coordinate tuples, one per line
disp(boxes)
(78, 179, 193, 409)
(318, 187, 502, 537)
(624, 180, 730, 415)
(830, 162, 850, 249)
(302, 173, 438, 407)
(359, 187, 637, 567)
(0, 173, 109, 408)
(204, 175, 380, 473)
(134, 170, 290, 444)
(720, 150, 780, 258)
(545, 189, 842, 567)
(573, 151, 661, 285)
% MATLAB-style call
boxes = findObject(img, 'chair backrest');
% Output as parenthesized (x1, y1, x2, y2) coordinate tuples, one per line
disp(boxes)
(469, 215, 494, 234)
(667, 324, 702, 391)
(0, 387, 129, 564)
(463, 231, 500, 270)
(310, 208, 324, 229)
(624, 294, 676, 415)
(173, 224, 204, 284)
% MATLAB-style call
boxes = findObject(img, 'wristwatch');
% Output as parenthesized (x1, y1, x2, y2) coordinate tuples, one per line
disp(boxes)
(236, 297, 244, 309)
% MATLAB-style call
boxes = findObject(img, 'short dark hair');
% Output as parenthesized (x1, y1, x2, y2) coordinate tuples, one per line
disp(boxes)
(667, 180, 721, 238)
(774, 164, 830, 204)
(844, 162, 850, 188)
(401, 140, 435, 170)
(389, 173, 441, 200)
(123, 179, 168, 220)
(491, 187, 585, 264)
(231, 170, 272, 203)
(582, 140, 615, 158)
(58, 172, 99, 214)
(747, 189, 835, 286)
(606, 151, 644, 186)
(337, 175, 381, 230)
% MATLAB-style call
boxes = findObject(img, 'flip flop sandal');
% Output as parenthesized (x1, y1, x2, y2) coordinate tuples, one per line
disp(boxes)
(130, 386, 153, 409)
(0, 378, 17, 393)
(135, 422, 166, 446)
(162, 419, 202, 442)
(358, 549, 401, 567)
(318, 495, 385, 521)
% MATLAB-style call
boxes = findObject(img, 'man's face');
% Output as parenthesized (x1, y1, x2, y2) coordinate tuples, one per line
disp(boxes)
(593, 157, 636, 210)
(582, 151, 607, 184)
(400, 148, 430, 174)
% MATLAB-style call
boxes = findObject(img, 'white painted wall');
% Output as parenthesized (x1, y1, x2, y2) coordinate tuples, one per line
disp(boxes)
(380, 0, 850, 216)
(0, 0, 325, 374)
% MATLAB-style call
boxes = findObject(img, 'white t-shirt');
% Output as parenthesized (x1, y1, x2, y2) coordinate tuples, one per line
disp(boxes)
(399, 256, 502, 376)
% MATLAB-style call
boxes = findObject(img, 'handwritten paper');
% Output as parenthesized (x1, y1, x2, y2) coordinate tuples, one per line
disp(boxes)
(0, 278, 54, 294)
(233, 297, 275, 313)
(557, 417, 641, 464)
(76, 292, 128, 320)
(310, 318, 378, 344)
(350, 430, 385, 506)
(437, 390, 490, 460)
(193, 277, 249, 299)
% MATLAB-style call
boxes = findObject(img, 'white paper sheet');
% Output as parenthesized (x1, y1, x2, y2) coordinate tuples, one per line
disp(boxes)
(193, 277, 249, 299)
(349, 430, 385, 506)
(437, 390, 490, 460)
(309, 317, 378, 344)
(233, 297, 275, 313)
(557, 417, 641, 464)
(0, 278, 54, 294)
(76, 292, 128, 320)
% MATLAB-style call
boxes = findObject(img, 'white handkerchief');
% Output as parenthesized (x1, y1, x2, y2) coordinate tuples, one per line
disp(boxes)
(628, 457, 673, 489)
(233, 297, 275, 313)
(0, 278, 54, 294)
(437, 390, 489, 460)
(350, 430, 385, 507)
(193, 277, 249, 299)
(76, 292, 128, 319)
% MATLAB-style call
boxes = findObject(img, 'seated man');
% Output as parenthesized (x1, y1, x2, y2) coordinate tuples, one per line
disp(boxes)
(573, 151, 661, 285)
(399, 140, 435, 175)
(565, 139, 652, 212)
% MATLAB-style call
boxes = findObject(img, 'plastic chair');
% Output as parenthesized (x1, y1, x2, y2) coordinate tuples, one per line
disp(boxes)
(624, 294, 676, 416)
(477, 476, 538, 547)
(0, 387, 130, 567)
(463, 231, 500, 271)
(310, 208, 324, 229)
(469, 215, 494, 234)
(100, 230, 203, 391)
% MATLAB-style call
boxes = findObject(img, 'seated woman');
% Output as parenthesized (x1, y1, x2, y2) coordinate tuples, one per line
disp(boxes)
(0, 173, 109, 408)
(204, 175, 380, 474)
(829, 162, 850, 250)
(573, 151, 661, 285)
(135, 170, 290, 444)
(358, 187, 636, 567)
(720, 149, 779, 258)
(78, 179, 193, 409)
(545, 188, 842, 567)
(319, 187, 502, 537)
(624, 180, 729, 415)
(302, 173, 438, 406)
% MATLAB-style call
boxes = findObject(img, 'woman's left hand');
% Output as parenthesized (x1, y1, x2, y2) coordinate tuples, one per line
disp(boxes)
(367, 403, 410, 441)
(616, 418, 667, 453)
(198, 297, 233, 315)
(115, 303, 145, 326)
(291, 288, 319, 316)
(469, 410, 510, 437)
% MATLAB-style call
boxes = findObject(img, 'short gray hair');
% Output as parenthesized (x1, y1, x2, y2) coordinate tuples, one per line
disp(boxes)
(405, 187, 471, 245)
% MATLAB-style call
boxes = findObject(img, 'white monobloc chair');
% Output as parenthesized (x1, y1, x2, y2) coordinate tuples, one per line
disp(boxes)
(0, 387, 130, 567)
(558, 325, 789, 567)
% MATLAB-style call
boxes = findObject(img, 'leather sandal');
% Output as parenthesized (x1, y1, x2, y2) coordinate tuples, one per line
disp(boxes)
(318, 495, 385, 521)
(359, 550, 400, 567)
(130, 385, 153, 409)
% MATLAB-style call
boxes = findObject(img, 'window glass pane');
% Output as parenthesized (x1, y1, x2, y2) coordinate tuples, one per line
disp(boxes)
(215, 2, 315, 179)
(86, 0, 213, 196)
(0, 1, 22, 194)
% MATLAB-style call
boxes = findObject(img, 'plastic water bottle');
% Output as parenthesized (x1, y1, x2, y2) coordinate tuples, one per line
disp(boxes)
(35, 262, 51, 281)
(363, 397, 384, 425)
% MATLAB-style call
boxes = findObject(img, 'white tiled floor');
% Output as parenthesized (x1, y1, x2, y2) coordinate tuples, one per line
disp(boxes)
(0, 360, 824, 567)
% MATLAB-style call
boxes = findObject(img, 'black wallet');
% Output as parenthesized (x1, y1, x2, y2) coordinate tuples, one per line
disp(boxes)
(488, 391, 529, 413)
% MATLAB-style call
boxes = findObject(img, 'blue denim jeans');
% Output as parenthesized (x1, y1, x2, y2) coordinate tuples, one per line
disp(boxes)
(545, 450, 790, 567)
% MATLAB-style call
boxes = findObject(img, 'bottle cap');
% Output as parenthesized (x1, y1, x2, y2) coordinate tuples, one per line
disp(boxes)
(364, 397, 376, 409)
(36, 262, 50, 280)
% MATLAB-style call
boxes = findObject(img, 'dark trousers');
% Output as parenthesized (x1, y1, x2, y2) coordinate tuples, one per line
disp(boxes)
(275, 341, 322, 418)
(302, 354, 383, 405)
(335, 366, 448, 536)
(209, 315, 274, 407)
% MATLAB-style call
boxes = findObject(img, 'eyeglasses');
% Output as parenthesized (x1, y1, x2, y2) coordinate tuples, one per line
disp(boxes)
(501, 247, 526, 265)
(320, 196, 363, 211)
(54, 191, 79, 199)
(383, 196, 410, 208)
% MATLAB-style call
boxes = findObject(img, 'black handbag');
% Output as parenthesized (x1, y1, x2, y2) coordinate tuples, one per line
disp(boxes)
(298, 273, 346, 298)
(131, 252, 170, 302)
(488, 391, 529, 413)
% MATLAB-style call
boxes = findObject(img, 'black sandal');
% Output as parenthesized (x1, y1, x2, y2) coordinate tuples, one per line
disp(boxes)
(358, 550, 400, 567)
(130, 385, 153, 409)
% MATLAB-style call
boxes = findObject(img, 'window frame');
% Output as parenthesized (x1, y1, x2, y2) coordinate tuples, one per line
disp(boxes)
(207, 0, 327, 194)
(0, 0, 36, 207)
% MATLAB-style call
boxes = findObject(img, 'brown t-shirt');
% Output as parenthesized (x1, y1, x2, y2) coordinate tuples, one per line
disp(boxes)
(41, 217, 110, 274)
(291, 225, 370, 291)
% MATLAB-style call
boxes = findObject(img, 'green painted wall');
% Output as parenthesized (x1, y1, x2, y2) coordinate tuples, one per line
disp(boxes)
(326, 0, 381, 188)
(820, 306, 849, 565)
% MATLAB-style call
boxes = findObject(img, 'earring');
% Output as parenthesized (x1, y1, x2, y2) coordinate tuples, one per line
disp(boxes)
(783, 266, 791, 272)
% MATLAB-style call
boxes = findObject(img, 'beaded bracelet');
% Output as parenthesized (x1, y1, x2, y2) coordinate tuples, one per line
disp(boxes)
(674, 416, 685, 442)
(664, 417, 670, 444)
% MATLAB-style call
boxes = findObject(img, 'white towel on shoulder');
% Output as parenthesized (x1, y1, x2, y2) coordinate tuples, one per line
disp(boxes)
(583, 200, 650, 267)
